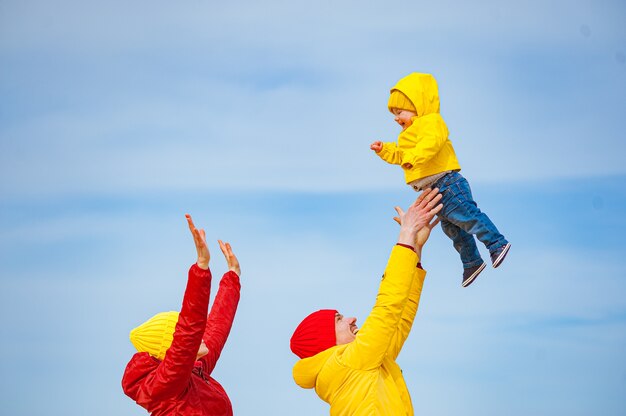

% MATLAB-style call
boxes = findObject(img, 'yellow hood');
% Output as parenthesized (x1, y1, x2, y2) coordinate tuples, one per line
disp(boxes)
(390, 73, 440, 117)
(292, 346, 339, 389)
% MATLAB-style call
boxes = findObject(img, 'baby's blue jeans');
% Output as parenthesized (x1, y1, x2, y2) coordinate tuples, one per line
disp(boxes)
(430, 172, 508, 269)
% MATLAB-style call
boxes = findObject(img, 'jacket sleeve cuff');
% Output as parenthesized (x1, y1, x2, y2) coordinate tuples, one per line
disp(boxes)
(221, 270, 241, 289)
(378, 143, 394, 160)
(395, 244, 424, 268)
(395, 243, 415, 252)
(190, 262, 211, 277)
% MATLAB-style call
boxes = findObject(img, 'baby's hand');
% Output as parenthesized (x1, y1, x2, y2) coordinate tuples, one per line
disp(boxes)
(370, 141, 383, 153)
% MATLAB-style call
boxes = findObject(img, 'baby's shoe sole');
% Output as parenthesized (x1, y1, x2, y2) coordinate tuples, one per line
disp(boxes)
(462, 262, 486, 287)
(492, 243, 511, 268)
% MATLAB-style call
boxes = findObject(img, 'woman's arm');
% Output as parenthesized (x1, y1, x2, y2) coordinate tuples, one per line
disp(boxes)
(134, 215, 213, 402)
(201, 240, 241, 374)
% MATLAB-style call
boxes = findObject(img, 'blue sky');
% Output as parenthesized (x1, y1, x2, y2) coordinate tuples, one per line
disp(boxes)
(1, 1, 625, 415)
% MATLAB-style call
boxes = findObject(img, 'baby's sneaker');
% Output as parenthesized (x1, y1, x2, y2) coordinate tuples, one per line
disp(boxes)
(491, 243, 511, 268)
(462, 262, 486, 287)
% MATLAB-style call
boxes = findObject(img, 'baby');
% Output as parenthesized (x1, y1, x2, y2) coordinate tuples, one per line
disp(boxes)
(371, 72, 510, 287)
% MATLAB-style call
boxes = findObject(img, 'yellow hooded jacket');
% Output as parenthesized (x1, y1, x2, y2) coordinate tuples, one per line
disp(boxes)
(377, 73, 461, 184)
(292, 246, 426, 415)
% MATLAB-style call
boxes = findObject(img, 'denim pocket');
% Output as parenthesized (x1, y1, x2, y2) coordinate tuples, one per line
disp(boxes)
(440, 176, 471, 216)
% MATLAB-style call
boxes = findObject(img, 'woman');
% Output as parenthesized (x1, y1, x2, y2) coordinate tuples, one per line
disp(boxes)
(122, 214, 241, 416)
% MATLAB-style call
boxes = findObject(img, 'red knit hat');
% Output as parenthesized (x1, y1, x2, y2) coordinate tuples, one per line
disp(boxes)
(290, 309, 338, 359)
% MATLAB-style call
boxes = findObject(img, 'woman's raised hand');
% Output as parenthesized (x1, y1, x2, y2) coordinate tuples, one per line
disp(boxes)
(219, 240, 241, 276)
(186, 214, 210, 270)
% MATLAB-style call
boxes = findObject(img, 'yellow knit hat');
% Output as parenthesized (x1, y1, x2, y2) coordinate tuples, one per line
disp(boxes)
(129, 311, 179, 361)
(388, 90, 416, 114)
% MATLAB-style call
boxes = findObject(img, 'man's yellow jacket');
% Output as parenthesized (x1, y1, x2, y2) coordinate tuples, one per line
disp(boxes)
(292, 246, 426, 415)
(377, 72, 461, 183)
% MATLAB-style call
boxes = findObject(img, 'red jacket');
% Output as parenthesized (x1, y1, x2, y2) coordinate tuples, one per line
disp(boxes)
(122, 264, 241, 415)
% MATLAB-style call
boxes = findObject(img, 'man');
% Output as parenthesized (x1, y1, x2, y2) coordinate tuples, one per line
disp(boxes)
(290, 189, 442, 415)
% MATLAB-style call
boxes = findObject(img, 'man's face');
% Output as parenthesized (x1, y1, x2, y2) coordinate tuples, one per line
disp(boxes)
(335, 313, 358, 345)
(392, 108, 417, 131)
